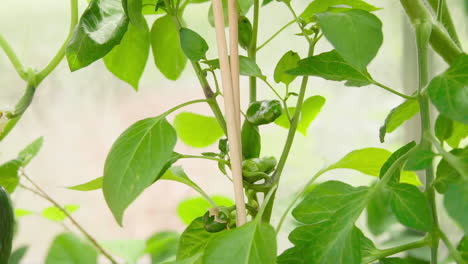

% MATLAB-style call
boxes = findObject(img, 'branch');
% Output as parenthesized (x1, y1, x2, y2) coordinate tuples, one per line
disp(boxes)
(0, 34, 28, 80)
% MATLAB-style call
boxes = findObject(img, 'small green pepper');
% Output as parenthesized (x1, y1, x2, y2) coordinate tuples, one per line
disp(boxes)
(242, 156, 277, 183)
(203, 207, 230, 233)
(246, 100, 282, 125)
(238, 16, 253, 50)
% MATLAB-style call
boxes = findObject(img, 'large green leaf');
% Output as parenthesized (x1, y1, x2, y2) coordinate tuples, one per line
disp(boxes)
(146, 231, 179, 264)
(173, 112, 224, 148)
(274, 96, 325, 135)
(66, 0, 129, 71)
(280, 181, 370, 264)
(300, 0, 380, 22)
(179, 28, 209, 61)
(177, 217, 215, 260)
(428, 53, 468, 124)
(380, 258, 408, 264)
(317, 10, 383, 71)
(202, 221, 277, 264)
(367, 183, 396, 236)
(42, 205, 80, 222)
(389, 183, 432, 232)
(380, 142, 420, 186)
(287, 50, 373, 87)
(274, 51, 300, 86)
(18, 137, 43, 166)
(151, 15, 187, 80)
(45, 233, 97, 264)
(327, 148, 392, 176)
(0, 159, 22, 193)
(434, 114, 453, 142)
(104, 22, 150, 90)
(444, 181, 468, 233)
(125, 0, 147, 30)
(403, 145, 436, 171)
(458, 236, 468, 261)
(435, 147, 467, 193)
(177, 196, 233, 225)
(103, 116, 177, 225)
(446, 120, 468, 148)
(380, 100, 420, 143)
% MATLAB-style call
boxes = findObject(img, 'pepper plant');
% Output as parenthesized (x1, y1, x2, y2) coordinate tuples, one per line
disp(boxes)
(0, 0, 467, 263)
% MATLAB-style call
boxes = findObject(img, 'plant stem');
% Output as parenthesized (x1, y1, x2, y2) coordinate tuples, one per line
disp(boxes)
(180, 154, 230, 165)
(21, 172, 118, 264)
(286, 3, 313, 45)
(256, 20, 294, 51)
(399, 0, 462, 64)
(426, 0, 461, 47)
(248, 0, 260, 103)
(372, 81, 417, 100)
(363, 237, 430, 263)
(415, 20, 440, 264)
(36, 0, 79, 84)
(439, 229, 465, 264)
(0, 34, 28, 80)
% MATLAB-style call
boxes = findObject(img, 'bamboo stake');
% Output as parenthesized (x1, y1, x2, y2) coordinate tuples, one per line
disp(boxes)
(228, 0, 241, 128)
(211, 0, 247, 225)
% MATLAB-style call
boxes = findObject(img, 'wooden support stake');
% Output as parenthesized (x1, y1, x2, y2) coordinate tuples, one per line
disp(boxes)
(211, 0, 247, 226)
(228, 0, 241, 128)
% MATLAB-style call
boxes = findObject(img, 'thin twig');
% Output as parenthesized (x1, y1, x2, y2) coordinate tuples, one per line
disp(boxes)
(20, 171, 118, 264)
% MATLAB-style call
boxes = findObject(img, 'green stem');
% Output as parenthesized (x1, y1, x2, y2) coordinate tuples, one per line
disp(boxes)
(363, 237, 430, 263)
(180, 154, 230, 166)
(415, 21, 440, 264)
(36, 0, 79, 84)
(0, 34, 28, 80)
(167, 11, 228, 134)
(286, 3, 313, 45)
(248, 0, 260, 103)
(373, 81, 417, 100)
(162, 98, 209, 116)
(256, 20, 294, 51)
(426, 0, 461, 47)
(439, 230, 466, 264)
(399, 0, 462, 64)
(21, 172, 118, 264)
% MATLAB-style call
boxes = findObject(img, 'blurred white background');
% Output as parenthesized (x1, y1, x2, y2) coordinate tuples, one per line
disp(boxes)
(0, 0, 466, 262)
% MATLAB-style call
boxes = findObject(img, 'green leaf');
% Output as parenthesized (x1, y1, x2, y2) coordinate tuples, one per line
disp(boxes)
(125, 0, 147, 30)
(300, 0, 380, 22)
(457, 236, 468, 261)
(146, 231, 179, 264)
(280, 181, 370, 264)
(0, 159, 22, 193)
(241, 120, 261, 159)
(446, 121, 468, 148)
(66, 0, 129, 71)
(287, 50, 373, 87)
(202, 221, 277, 264)
(14, 209, 34, 218)
(435, 147, 467, 193)
(103, 116, 177, 225)
(18, 137, 43, 166)
(177, 217, 215, 260)
(164, 254, 202, 264)
(404, 146, 436, 171)
(380, 100, 420, 143)
(160, 166, 199, 190)
(367, 183, 396, 236)
(67, 177, 103, 191)
(8, 246, 28, 264)
(428, 53, 468, 124)
(173, 112, 224, 148)
(41, 205, 80, 222)
(317, 10, 383, 71)
(179, 28, 209, 61)
(101, 240, 146, 264)
(274, 96, 325, 135)
(274, 51, 300, 86)
(380, 258, 408, 264)
(177, 196, 233, 225)
(151, 15, 187, 80)
(444, 181, 468, 233)
(238, 16, 253, 50)
(380, 142, 421, 186)
(104, 22, 150, 90)
(327, 148, 391, 176)
(389, 183, 432, 232)
(434, 114, 453, 142)
(45, 233, 97, 264)
(203, 56, 264, 78)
